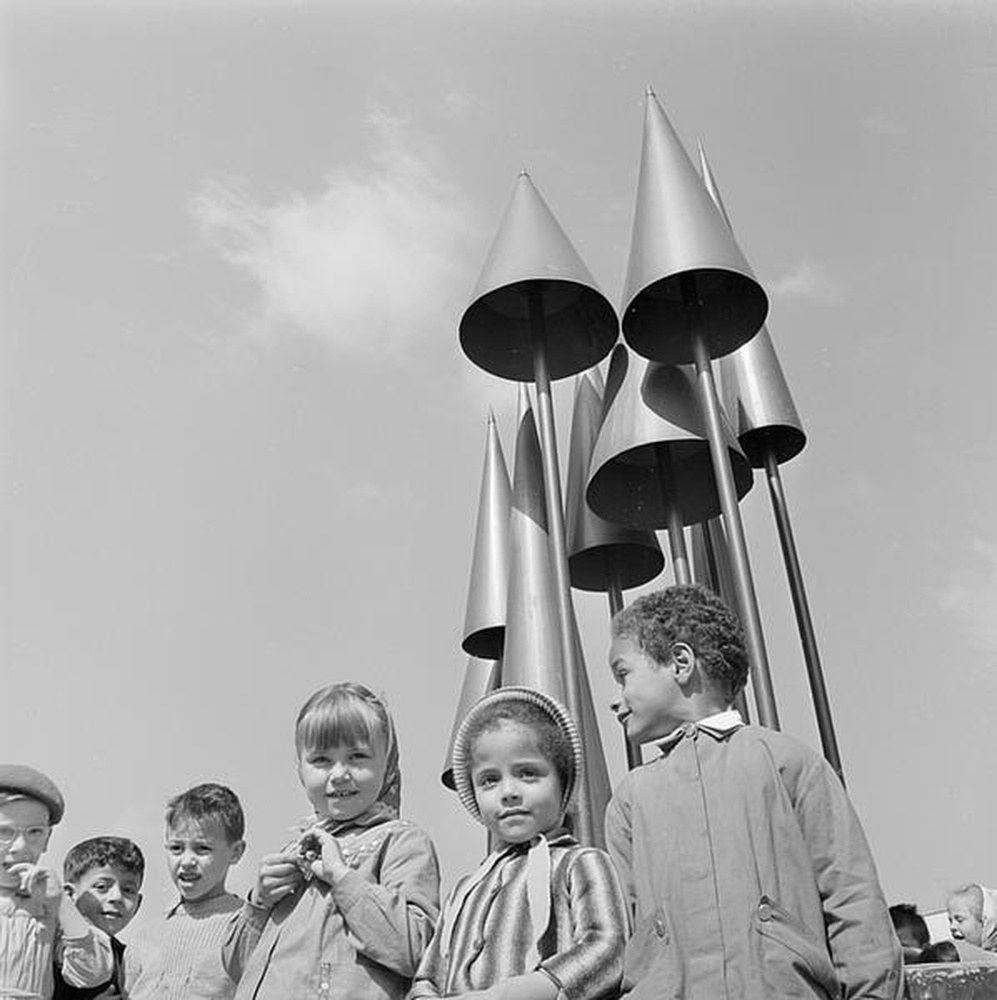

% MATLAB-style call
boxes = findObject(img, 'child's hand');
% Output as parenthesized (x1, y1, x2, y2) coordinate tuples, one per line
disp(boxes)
(8, 863, 60, 901)
(253, 851, 304, 910)
(302, 827, 350, 886)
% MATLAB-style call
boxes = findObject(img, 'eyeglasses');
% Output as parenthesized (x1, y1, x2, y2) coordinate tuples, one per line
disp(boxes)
(0, 824, 51, 847)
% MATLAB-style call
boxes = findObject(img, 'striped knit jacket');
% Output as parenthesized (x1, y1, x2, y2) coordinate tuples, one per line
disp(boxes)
(408, 829, 627, 1000)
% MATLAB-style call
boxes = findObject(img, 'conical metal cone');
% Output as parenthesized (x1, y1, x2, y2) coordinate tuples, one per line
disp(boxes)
(696, 143, 806, 467)
(586, 344, 752, 528)
(621, 89, 768, 365)
(719, 327, 806, 467)
(566, 368, 664, 592)
(460, 172, 619, 382)
(462, 413, 512, 658)
(501, 397, 567, 702)
(441, 656, 501, 790)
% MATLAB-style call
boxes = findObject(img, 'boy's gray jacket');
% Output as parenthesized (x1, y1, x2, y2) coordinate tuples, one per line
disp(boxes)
(605, 722, 904, 1000)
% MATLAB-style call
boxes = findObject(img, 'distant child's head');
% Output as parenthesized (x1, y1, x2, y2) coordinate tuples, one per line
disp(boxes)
(890, 902, 929, 952)
(0, 765, 64, 888)
(164, 783, 245, 904)
(947, 884, 997, 949)
(64, 837, 144, 937)
(919, 941, 960, 964)
(452, 687, 581, 846)
(295, 682, 400, 826)
(610, 584, 748, 743)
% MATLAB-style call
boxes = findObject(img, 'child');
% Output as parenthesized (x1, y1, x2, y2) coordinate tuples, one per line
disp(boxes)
(126, 782, 246, 1000)
(223, 682, 440, 999)
(0, 764, 113, 998)
(947, 883, 997, 953)
(55, 836, 145, 998)
(605, 585, 903, 999)
(409, 686, 627, 1000)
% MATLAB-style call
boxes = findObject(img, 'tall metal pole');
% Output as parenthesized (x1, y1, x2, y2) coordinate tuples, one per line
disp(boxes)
(603, 550, 642, 771)
(527, 287, 595, 841)
(763, 448, 844, 782)
(689, 324, 779, 730)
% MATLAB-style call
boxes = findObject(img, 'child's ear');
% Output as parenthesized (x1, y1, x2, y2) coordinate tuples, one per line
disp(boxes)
(671, 642, 696, 682)
(64, 882, 77, 900)
(228, 840, 246, 866)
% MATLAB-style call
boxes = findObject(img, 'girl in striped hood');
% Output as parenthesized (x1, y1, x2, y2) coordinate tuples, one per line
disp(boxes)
(409, 687, 626, 1000)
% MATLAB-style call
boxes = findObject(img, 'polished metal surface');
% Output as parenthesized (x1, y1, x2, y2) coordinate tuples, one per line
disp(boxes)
(460, 172, 618, 381)
(501, 398, 568, 706)
(566, 368, 665, 592)
(697, 144, 806, 467)
(621, 89, 767, 365)
(441, 656, 500, 790)
(586, 344, 752, 528)
(462, 412, 511, 659)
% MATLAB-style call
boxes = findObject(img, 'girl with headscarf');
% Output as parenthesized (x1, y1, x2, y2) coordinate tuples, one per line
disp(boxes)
(223, 683, 441, 1000)
(948, 883, 997, 954)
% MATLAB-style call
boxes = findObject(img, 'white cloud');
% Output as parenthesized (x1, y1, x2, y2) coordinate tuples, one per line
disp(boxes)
(190, 110, 480, 360)
(939, 538, 997, 656)
(767, 260, 843, 306)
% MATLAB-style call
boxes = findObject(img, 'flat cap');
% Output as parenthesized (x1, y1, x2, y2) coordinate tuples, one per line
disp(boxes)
(0, 764, 65, 825)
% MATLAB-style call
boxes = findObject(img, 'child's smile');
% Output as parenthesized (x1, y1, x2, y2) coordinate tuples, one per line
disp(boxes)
(298, 738, 388, 823)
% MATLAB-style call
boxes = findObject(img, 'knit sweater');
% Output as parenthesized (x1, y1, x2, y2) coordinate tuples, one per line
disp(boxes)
(125, 892, 242, 1000)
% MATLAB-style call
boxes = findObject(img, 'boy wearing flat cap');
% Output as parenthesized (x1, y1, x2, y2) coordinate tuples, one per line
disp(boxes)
(0, 764, 113, 999)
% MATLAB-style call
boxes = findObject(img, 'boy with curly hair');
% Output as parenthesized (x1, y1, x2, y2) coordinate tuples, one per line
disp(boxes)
(605, 584, 903, 999)
(55, 836, 145, 998)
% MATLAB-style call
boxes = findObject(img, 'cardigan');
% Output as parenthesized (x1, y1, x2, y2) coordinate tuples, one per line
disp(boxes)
(125, 892, 242, 1000)
(408, 829, 627, 1000)
(224, 818, 439, 1000)
(606, 721, 903, 1000)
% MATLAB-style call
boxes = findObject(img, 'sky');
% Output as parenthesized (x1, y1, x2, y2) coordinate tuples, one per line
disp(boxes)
(2, 0, 995, 936)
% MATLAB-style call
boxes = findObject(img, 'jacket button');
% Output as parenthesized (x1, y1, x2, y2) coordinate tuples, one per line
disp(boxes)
(758, 903, 772, 921)
(654, 917, 667, 938)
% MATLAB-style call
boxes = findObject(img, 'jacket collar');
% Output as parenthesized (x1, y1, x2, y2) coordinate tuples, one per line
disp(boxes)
(656, 709, 744, 754)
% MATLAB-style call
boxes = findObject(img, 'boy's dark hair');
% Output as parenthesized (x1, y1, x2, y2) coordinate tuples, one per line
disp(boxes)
(463, 699, 574, 800)
(63, 836, 145, 885)
(889, 903, 930, 949)
(165, 783, 244, 844)
(919, 941, 959, 964)
(613, 584, 749, 700)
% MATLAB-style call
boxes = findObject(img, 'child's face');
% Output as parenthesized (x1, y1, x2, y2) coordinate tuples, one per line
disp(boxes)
(165, 816, 244, 904)
(70, 864, 143, 936)
(470, 720, 563, 845)
(948, 894, 983, 946)
(609, 635, 684, 743)
(297, 733, 388, 824)
(0, 798, 51, 887)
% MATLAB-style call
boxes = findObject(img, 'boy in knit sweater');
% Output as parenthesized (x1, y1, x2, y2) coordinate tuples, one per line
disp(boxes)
(605, 585, 903, 1000)
(127, 783, 245, 1000)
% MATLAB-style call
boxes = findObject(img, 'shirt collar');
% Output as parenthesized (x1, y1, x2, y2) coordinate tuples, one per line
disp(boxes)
(656, 709, 744, 753)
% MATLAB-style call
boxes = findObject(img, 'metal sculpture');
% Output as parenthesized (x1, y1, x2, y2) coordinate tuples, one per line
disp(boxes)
(620, 88, 779, 729)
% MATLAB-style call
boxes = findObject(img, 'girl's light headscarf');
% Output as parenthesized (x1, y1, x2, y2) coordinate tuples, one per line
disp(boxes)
(294, 682, 400, 836)
(980, 884, 997, 952)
